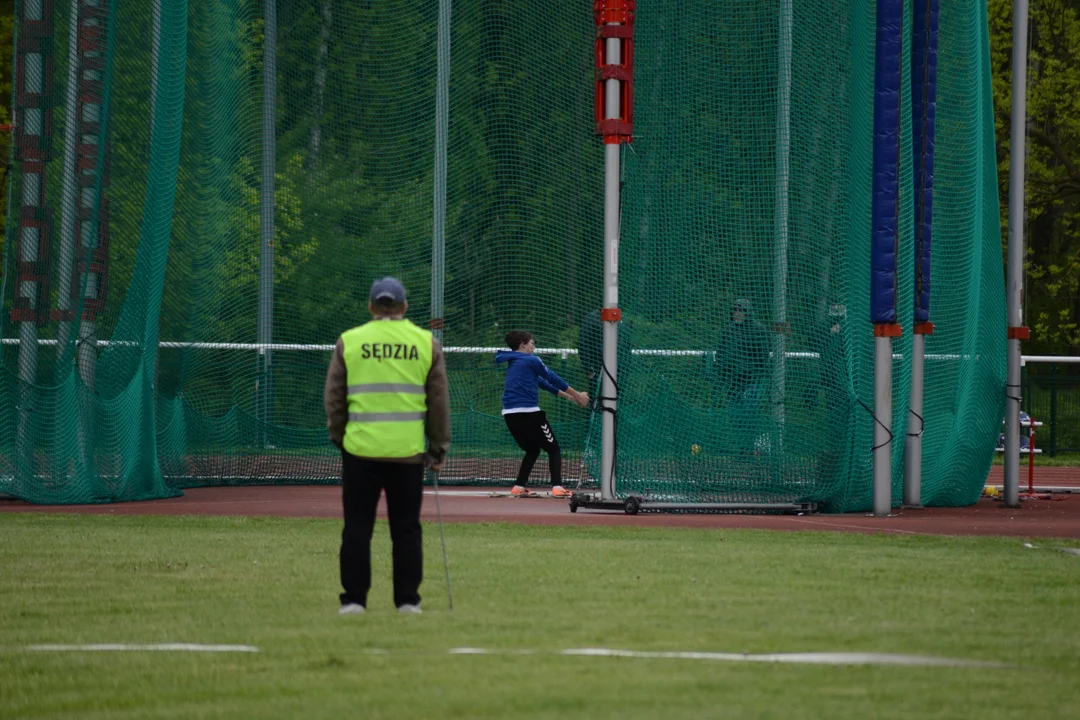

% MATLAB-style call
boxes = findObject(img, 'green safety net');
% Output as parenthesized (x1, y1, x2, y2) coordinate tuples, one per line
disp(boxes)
(1, 0, 1003, 510)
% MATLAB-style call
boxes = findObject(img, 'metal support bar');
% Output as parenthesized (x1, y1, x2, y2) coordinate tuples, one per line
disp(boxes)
(774, 0, 791, 459)
(55, 0, 82, 357)
(903, 332, 925, 506)
(1004, 0, 1030, 509)
(873, 335, 893, 516)
(431, 0, 450, 342)
(598, 2, 631, 502)
(258, 0, 278, 434)
(570, 491, 816, 516)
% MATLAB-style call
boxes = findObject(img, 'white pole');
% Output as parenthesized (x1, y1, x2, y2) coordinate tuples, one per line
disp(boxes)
(54, 0, 94, 476)
(873, 335, 893, 516)
(903, 331, 924, 505)
(56, 0, 83, 357)
(258, 0, 277, 435)
(75, 0, 105, 392)
(870, 0, 903, 518)
(431, 0, 450, 343)
(600, 30, 622, 502)
(1004, 0, 1029, 509)
(904, 0, 937, 508)
(149, 0, 162, 395)
(774, 0, 792, 454)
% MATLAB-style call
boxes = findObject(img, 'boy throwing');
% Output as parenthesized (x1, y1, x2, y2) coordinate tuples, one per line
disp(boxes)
(496, 331, 589, 498)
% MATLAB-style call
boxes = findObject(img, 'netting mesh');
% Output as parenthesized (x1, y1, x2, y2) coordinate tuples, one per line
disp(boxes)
(1, 0, 1004, 510)
(916, 0, 1006, 506)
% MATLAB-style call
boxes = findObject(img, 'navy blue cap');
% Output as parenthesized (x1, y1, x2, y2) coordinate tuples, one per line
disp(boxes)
(370, 277, 407, 304)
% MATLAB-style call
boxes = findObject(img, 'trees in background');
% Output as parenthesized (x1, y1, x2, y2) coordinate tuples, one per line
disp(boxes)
(990, 0, 1080, 354)
(0, 1, 1078, 355)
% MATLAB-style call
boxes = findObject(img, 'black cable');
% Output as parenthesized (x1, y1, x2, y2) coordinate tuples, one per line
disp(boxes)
(1005, 383, 1022, 404)
(905, 408, 924, 438)
(856, 396, 894, 452)
(73, 325, 105, 363)
(596, 352, 619, 493)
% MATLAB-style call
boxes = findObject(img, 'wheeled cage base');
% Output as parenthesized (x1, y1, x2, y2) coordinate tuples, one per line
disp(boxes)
(568, 492, 817, 516)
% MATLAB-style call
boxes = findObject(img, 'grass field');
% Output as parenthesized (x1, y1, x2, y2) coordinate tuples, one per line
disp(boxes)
(1, 514, 1078, 719)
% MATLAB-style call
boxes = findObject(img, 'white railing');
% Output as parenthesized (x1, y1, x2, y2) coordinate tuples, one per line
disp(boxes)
(2, 337, 1072, 365)
(0, 338, 816, 359)
(1020, 355, 1080, 365)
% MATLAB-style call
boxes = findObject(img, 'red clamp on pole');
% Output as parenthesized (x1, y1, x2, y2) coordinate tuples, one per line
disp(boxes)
(594, 0, 632, 24)
(601, 308, 622, 322)
(1007, 326, 1030, 340)
(913, 322, 934, 335)
(873, 323, 903, 337)
(593, 0, 635, 144)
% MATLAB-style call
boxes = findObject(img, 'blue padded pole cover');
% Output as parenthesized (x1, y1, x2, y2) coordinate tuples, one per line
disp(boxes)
(870, 0, 904, 324)
(911, 0, 938, 324)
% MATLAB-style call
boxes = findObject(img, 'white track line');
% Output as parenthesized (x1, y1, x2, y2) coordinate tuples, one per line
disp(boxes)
(438, 647, 1008, 668)
(560, 649, 1005, 667)
(787, 518, 932, 536)
(27, 644, 258, 653)
(424, 489, 516, 497)
(22, 644, 1008, 667)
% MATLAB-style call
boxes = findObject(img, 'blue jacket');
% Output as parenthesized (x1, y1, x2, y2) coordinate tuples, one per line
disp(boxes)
(495, 351, 569, 411)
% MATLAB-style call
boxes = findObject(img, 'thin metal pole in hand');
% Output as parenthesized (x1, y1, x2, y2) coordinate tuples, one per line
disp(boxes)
(430, 469, 454, 611)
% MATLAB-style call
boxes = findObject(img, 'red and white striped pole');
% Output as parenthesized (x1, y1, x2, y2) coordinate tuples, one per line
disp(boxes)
(593, 0, 634, 501)
(11, 0, 56, 481)
(12, 0, 56, 382)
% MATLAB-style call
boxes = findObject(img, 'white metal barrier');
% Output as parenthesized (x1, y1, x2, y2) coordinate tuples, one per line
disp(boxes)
(2, 337, 1037, 364)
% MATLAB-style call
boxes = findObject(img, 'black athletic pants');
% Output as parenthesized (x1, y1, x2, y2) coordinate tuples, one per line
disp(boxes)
(340, 452, 423, 608)
(504, 410, 562, 486)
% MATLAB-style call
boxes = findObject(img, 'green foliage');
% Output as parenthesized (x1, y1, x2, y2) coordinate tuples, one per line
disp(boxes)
(990, 0, 1080, 353)
(0, 3, 1073, 353)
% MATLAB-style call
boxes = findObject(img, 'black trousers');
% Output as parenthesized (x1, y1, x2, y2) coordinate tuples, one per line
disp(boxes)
(339, 453, 424, 608)
(504, 410, 562, 486)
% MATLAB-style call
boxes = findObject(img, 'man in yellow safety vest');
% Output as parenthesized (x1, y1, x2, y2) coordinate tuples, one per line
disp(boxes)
(323, 277, 450, 615)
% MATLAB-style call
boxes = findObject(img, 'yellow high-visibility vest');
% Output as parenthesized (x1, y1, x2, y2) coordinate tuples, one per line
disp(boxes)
(341, 319, 433, 457)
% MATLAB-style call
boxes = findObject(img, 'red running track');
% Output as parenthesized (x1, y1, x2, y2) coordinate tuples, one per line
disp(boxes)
(3, 484, 1079, 538)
